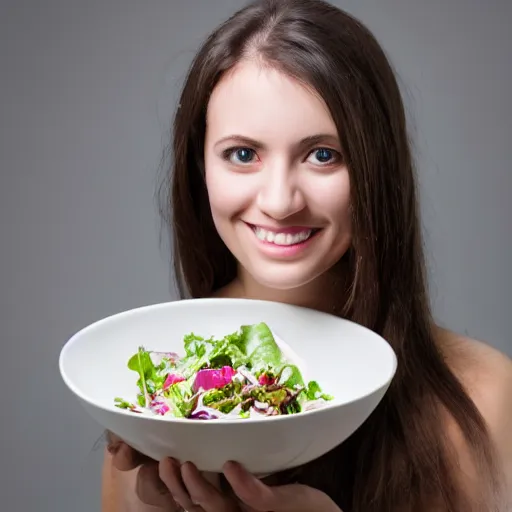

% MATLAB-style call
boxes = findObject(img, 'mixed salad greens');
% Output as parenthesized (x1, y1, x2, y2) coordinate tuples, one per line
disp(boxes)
(114, 322, 333, 420)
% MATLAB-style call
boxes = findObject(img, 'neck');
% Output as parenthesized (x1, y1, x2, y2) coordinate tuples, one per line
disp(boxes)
(223, 260, 349, 316)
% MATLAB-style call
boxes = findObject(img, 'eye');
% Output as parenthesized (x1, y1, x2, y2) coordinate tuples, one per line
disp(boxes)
(306, 148, 341, 166)
(222, 147, 257, 165)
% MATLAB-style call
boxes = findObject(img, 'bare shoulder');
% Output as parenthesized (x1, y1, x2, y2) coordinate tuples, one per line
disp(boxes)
(438, 327, 512, 426)
(437, 327, 512, 498)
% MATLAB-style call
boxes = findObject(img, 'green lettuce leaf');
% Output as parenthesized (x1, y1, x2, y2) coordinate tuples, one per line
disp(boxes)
(278, 364, 305, 389)
(175, 323, 287, 377)
(178, 330, 249, 375)
(176, 337, 211, 377)
(251, 387, 288, 406)
(164, 379, 195, 417)
(114, 397, 138, 411)
(202, 381, 243, 406)
(208, 396, 243, 414)
(127, 347, 165, 399)
(183, 333, 212, 358)
(303, 380, 334, 401)
(209, 341, 247, 369)
(241, 323, 284, 371)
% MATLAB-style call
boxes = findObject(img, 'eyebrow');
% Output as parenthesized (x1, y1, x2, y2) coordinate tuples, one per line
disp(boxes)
(213, 133, 341, 151)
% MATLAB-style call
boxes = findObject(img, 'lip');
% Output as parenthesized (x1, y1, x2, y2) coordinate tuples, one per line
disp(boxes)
(244, 222, 318, 235)
(245, 222, 322, 259)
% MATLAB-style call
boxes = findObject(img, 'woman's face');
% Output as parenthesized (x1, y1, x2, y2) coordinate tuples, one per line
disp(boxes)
(204, 60, 352, 290)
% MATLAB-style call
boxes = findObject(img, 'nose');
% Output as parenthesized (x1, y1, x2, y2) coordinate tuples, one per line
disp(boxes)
(256, 163, 306, 220)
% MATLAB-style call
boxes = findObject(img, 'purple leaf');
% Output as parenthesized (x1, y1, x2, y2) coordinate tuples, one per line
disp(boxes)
(192, 366, 236, 393)
(189, 408, 220, 420)
(163, 373, 186, 390)
(149, 397, 171, 415)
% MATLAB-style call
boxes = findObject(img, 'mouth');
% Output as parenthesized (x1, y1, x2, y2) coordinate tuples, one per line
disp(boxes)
(247, 223, 322, 246)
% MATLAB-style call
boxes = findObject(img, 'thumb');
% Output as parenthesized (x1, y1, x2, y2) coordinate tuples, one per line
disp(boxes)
(265, 484, 341, 512)
(223, 462, 340, 512)
(262, 483, 340, 512)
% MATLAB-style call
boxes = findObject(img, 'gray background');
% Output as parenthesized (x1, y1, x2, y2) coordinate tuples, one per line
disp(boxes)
(1, 0, 510, 511)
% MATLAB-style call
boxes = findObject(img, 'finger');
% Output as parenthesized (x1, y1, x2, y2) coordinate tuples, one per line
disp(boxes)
(111, 442, 153, 471)
(159, 458, 203, 511)
(136, 462, 181, 509)
(105, 430, 153, 471)
(105, 430, 120, 444)
(223, 461, 273, 511)
(181, 462, 238, 512)
(105, 430, 123, 454)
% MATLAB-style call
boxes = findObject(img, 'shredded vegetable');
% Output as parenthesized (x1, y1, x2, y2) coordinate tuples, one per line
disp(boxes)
(114, 322, 333, 420)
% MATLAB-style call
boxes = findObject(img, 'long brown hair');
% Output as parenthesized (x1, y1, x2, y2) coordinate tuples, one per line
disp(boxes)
(159, 0, 500, 510)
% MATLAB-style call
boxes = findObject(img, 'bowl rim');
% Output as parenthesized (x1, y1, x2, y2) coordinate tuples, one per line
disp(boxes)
(59, 297, 398, 426)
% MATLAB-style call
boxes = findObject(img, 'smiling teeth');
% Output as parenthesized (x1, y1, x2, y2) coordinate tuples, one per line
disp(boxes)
(254, 227, 313, 246)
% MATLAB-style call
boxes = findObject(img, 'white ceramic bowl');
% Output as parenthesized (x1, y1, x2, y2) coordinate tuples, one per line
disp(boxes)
(59, 298, 397, 475)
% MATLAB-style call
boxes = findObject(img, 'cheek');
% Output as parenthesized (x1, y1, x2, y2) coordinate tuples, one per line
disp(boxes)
(205, 162, 254, 224)
(306, 172, 351, 225)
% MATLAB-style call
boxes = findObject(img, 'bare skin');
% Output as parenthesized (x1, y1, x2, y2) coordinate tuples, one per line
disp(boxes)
(436, 326, 512, 507)
(101, 281, 512, 511)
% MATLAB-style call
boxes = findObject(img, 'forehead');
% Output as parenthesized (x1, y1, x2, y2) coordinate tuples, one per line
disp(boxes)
(205, 60, 337, 143)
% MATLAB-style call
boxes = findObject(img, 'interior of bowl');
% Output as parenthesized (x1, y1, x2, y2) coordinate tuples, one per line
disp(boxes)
(60, 298, 397, 419)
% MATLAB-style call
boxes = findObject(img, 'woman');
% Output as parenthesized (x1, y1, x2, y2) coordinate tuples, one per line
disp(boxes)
(103, 0, 512, 510)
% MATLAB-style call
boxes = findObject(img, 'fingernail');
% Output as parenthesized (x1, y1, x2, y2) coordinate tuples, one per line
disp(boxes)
(107, 443, 121, 455)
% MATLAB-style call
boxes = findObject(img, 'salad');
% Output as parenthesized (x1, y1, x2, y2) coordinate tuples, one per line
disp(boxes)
(114, 322, 333, 420)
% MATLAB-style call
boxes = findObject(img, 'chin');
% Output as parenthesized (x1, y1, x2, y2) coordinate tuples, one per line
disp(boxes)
(248, 264, 330, 292)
